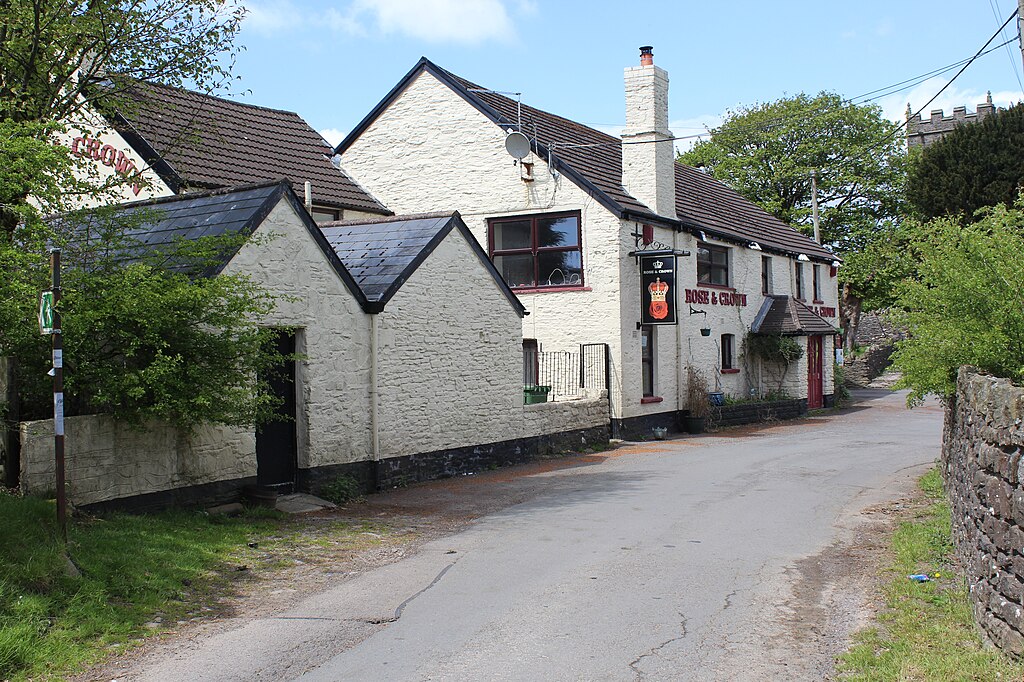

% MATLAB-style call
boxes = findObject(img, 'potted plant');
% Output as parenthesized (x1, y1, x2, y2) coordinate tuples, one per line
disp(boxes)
(682, 366, 710, 434)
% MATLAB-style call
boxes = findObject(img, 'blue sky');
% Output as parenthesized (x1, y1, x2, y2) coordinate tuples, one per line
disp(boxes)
(230, 0, 1024, 149)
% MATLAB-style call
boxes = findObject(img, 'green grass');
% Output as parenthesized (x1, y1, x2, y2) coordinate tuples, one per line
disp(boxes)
(0, 489, 315, 680)
(837, 468, 1024, 680)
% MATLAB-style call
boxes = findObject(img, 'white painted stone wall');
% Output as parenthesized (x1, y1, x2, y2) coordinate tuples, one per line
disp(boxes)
(337, 69, 842, 422)
(622, 63, 676, 219)
(221, 200, 374, 469)
(522, 394, 609, 438)
(376, 228, 523, 456)
(19, 416, 252, 506)
(52, 107, 173, 208)
(339, 71, 631, 415)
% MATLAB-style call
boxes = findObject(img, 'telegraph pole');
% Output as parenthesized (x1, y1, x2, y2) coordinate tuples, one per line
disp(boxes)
(46, 249, 67, 543)
(1019, 0, 1024, 74)
(810, 170, 822, 244)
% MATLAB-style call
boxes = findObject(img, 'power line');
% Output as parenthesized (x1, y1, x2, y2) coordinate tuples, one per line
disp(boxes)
(989, 0, 1024, 92)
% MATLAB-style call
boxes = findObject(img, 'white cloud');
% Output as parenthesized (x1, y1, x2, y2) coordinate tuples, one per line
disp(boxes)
(875, 76, 1023, 124)
(320, 127, 347, 147)
(242, 0, 306, 34)
(339, 0, 518, 45)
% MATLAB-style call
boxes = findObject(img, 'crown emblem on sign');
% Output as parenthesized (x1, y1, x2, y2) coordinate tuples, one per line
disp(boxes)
(653, 260, 663, 269)
(649, 277, 668, 302)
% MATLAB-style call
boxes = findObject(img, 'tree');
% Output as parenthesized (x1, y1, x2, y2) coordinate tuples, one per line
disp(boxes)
(889, 203, 1024, 404)
(0, 0, 290, 429)
(907, 103, 1024, 221)
(0, 0, 245, 235)
(680, 92, 907, 350)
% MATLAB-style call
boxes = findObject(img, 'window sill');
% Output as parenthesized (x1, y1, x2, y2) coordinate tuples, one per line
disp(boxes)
(512, 285, 592, 294)
(697, 283, 735, 291)
(812, 299, 824, 304)
(720, 368, 740, 374)
(640, 396, 664, 404)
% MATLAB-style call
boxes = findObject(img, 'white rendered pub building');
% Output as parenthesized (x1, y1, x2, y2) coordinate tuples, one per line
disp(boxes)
(335, 46, 841, 438)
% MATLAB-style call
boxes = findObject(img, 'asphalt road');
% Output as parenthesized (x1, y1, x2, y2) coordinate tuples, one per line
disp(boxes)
(126, 390, 942, 681)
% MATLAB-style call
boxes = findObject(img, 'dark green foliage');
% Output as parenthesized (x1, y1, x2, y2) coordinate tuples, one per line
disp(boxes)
(744, 333, 804, 366)
(319, 475, 365, 505)
(1, 212, 291, 428)
(890, 204, 1024, 403)
(680, 92, 906, 254)
(907, 103, 1024, 221)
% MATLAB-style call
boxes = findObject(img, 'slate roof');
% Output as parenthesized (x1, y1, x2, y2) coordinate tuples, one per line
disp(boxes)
(112, 81, 389, 215)
(337, 59, 837, 262)
(320, 212, 526, 316)
(54, 181, 368, 309)
(750, 295, 838, 336)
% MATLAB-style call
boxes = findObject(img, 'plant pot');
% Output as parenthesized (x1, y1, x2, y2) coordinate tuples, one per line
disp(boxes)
(242, 484, 278, 509)
(700, 328, 711, 337)
(681, 415, 706, 434)
(523, 384, 551, 405)
(652, 426, 668, 440)
(708, 391, 725, 406)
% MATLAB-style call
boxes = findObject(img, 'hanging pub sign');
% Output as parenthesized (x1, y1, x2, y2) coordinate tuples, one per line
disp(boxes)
(640, 254, 677, 325)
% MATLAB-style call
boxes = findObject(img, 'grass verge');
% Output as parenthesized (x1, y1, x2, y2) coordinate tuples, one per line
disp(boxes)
(837, 468, 1024, 680)
(0, 489, 398, 681)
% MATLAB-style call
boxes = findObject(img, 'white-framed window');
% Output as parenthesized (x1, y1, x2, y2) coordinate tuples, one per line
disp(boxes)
(795, 263, 805, 300)
(721, 333, 735, 370)
(761, 256, 772, 294)
(641, 326, 655, 397)
(813, 264, 822, 301)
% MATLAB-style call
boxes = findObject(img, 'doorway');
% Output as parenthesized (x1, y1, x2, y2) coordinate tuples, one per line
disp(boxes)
(807, 335, 824, 409)
(256, 329, 297, 492)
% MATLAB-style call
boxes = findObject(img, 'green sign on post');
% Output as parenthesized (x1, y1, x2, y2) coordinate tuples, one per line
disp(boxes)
(39, 291, 55, 334)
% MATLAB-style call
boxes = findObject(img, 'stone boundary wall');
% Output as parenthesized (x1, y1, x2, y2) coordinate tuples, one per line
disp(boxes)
(18, 395, 610, 509)
(19, 416, 255, 507)
(709, 398, 808, 429)
(844, 343, 895, 388)
(944, 367, 1024, 656)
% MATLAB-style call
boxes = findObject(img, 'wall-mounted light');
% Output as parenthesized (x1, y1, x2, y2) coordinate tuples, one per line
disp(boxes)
(748, 242, 762, 251)
(797, 253, 811, 262)
(699, 231, 709, 242)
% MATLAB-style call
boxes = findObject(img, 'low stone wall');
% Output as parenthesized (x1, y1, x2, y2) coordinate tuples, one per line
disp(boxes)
(944, 367, 1024, 656)
(18, 396, 610, 509)
(20, 416, 255, 507)
(844, 342, 895, 388)
(709, 398, 808, 429)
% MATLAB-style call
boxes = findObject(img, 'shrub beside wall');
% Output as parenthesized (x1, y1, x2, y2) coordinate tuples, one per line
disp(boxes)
(944, 367, 1024, 656)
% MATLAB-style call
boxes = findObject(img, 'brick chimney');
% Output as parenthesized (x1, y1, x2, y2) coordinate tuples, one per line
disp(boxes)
(622, 46, 676, 220)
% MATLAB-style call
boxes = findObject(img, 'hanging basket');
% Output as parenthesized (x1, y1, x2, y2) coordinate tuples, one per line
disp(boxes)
(700, 327, 712, 337)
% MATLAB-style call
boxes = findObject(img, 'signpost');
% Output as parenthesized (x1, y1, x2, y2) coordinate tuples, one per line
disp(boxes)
(40, 249, 66, 542)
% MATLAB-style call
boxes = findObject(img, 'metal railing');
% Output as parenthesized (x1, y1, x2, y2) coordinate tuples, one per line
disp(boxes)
(524, 343, 608, 400)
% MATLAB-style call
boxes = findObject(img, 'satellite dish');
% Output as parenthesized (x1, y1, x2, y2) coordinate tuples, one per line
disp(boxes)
(504, 131, 531, 160)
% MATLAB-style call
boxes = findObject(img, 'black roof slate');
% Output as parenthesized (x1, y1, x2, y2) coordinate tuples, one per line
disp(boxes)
(337, 58, 837, 263)
(751, 295, 838, 336)
(54, 181, 372, 311)
(113, 82, 389, 215)
(320, 212, 526, 316)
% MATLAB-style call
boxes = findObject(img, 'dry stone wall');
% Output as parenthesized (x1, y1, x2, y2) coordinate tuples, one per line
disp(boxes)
(944, 367, 1024, 656)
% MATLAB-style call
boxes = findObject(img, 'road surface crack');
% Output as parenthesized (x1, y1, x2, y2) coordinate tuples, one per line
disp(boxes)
(380, 558, 460, 624)
(723, 590, 737, 610)
(628, 612, 688, 679)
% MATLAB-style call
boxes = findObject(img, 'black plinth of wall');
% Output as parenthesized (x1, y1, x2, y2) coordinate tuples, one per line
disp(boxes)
(615, 398, 811, 441)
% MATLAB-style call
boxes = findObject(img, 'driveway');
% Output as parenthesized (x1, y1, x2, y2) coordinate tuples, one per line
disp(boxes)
(107, 390, 942, 681)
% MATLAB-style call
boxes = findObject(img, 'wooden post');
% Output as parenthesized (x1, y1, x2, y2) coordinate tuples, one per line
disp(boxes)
(50, 249, 66, 543)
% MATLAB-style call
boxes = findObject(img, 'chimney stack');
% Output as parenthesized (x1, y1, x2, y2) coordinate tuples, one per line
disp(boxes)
(622, 45, 676, 220)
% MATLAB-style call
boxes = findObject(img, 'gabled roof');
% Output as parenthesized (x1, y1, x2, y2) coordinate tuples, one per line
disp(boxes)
(336, 58, 837, 263)
(112, 82, 390, 215)
(751, 295, 838, 336)
(53, 180, 370, 309)
(320, 212, 526, 317)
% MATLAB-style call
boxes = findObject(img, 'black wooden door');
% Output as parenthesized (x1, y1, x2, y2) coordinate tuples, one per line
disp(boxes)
(256, 329, 297, 491)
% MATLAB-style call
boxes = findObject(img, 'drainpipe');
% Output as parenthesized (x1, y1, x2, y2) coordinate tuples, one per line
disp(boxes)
(370, 313, 380, 490)
(674, 228, 684, 417)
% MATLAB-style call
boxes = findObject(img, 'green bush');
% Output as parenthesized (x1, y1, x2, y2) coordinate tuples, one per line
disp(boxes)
(319, 475, 364, 505)
(890, 203, 1024, 403)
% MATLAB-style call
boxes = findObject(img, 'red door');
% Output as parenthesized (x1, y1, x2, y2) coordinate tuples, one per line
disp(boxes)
(807, 335, 824, 409)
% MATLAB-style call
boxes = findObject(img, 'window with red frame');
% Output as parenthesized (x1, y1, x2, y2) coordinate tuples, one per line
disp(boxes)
(488, 212, 583, 289)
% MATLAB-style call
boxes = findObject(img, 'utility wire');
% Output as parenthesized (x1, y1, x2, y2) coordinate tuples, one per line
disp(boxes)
(989, 0, 1024, 92)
